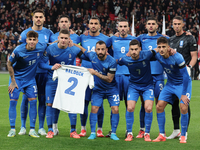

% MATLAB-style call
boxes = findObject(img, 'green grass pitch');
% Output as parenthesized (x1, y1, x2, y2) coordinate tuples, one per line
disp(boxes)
(0, 73, 200, 150)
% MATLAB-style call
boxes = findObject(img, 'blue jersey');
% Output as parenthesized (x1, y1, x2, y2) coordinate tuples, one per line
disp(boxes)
(84, 51, 117, 91)
(137, 33, 169, 75)
(155, 52, 186, 85)
(110, 35, 136, 75)
(80, 33, 111, 68)
(19, 27, 54, 74)
(9, 42, 47, 81)
(39, 43, 81, 79)
(118, 50, 154, 86)
(51, 32, 81, 44)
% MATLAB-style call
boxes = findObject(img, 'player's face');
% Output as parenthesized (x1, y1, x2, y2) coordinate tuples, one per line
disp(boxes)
(58, 33, 70, 48)
(89, 19, 100, 33)
(26, 37, 38, 50)
(129, 45, 141, 60)
(33, 13, 45, 27)
(146, 20, 158, 34)
(59, 17, 70, 30)
(118, 21, 129, 37)
(95, 43, 107, 60)
(157, 43, 169, 57)
(173, 19, 184, 33)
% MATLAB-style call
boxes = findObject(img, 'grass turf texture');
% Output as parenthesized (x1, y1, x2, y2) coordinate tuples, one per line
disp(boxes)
(0, 73, 200, 150)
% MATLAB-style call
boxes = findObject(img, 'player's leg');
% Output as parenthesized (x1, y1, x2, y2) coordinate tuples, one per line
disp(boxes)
(79, 87, 91, 136)
(88, 91, 103, 140)
(53, 108, 60, 135)
(45, 80, 57, 138)
(20, 94, 28, 132)
(26, 81, 39, 138)
(7, 79, 21, 137)
(137, 96, 145, 138)
(108, 87, 120, 140)
(180, 103, 188, 143)
(97, 104, 104, 137)
(36, 73, 47, 135)
(69, 113, 80, 138)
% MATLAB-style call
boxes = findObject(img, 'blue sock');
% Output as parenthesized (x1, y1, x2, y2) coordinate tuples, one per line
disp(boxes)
(110, 110, 112, 128)
(145, 112, 152, 133)
(97, 105, 104, 128)
(68, 113, 77, 132)
(140, 106, 145, 128)
(181, 113, 188, 136)
(38, 95, 46, 129)
(80, 100, 89, 126)
(53, 108, 60, 124)
(9, 101, 17, 129)
(46, 105, 53, 131)
(126, 111, 134, 132)
(157, 111, 165, 134)
(90, 113, 97, 133)
(111, 113, 119, 133)
(29, 100, 37, 129)
(20, 94, 28, 128)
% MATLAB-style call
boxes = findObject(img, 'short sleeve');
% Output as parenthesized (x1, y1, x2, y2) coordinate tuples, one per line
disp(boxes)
(19, 31, 27, 43)
(108, 60, 117, 74)
(188, 35, 197, 52)
(9, 50, 19, 64)
(175, 53, 185, 68)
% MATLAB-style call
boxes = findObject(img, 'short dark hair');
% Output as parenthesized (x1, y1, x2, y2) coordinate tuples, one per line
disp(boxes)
(96, 40, 106, 46)
(59, 29, 70, 36)
(33, 9, 45, 16)
(129, 39, 140, 47)
(173, 16, 183, 21)
(157, 37, 169, 45)
(146, 16, 157, 24)
(90, 16, 100, 24)
(118, 17, 128, 23)
(26, 31, 38, 38)
(58, 14, 71, 23)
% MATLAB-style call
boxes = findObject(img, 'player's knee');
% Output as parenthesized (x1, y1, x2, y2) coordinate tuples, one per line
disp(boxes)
(145, 106, 152, 113)
(180, 104, 188, 114)
(156, 103, 164, 112)
(127, 106, 134, 112)
(111, 106, 119, 114)
(46, 103, 52, 107)
(91, 106, 99, 113)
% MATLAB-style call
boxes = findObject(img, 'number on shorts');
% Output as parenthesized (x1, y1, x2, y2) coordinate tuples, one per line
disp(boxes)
(113, 94, 119, 101)
(65, 77, 78, 96)
(159, 83, 163, 91)
(33, 86, 37, 93)
(186, 93, 190, 99)
(149, 89, 153, 95)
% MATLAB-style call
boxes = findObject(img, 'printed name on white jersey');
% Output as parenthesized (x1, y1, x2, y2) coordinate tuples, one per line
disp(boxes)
(66, 69, 84, 77)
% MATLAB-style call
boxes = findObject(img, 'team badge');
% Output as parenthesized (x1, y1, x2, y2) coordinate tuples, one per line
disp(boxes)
(179, 41, 184, 48)
(43, 51, 47, 56)
(142, 61, 146, 67)
(37, 53, 40, 58)
(69, 54, 71, 58)
(170, 65, 173, 69)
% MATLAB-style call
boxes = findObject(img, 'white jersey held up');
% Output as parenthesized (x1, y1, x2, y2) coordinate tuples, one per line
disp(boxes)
(52, 65, 94, 114)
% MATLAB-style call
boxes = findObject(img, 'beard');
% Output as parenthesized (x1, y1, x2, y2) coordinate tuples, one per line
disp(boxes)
(98, 53, 105, 59)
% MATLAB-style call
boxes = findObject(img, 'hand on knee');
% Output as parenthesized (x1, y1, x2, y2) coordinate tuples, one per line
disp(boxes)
(47, 103, 52, 107)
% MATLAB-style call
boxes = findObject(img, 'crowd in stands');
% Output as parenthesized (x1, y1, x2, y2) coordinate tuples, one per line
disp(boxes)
(0, 0, 200, 72)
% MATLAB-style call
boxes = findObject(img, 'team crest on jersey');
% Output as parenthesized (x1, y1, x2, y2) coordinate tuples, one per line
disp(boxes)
(142, 61, 146, 67)
(179, 41, 184, 48)
(11, 53, 15, 58)
(69, 54, 72, 58)
(37, 53, 40, 58)
(103, 68, 106, 72)
(45, 35, 47, 39)
(170, 65, 173, 69)
(43, 51, 47, 56)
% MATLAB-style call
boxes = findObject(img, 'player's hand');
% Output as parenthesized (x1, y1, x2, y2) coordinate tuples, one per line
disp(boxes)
(69, 29, 75, 34)
(180, 95, 190, 105)
(52, 63, 61, 70)
(126, 51, 131, 56)
(106, 51, 110, 55)
(68, 39, 74, 47)
(88, 68, 96, 75)
(114, 32, 120, 37)
(154, 48, 159, 53)
(185, 31, 192, 35)
(168, 47, 176, 55)
(83, 30, 89, 36)
(8, 81, 18, 94)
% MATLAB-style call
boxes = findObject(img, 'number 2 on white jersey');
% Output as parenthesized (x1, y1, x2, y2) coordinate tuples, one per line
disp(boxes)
(65, 77, 78, 96)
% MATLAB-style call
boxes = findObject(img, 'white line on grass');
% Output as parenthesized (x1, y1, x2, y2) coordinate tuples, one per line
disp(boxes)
(0, 85, 7, 87)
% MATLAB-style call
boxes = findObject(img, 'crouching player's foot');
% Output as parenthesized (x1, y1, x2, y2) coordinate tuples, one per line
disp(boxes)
(152, 134, 166, 142)
(70, 131, 80, 139)
(110, 133, 119, 140)
(144, 133, 151, 142)
(88, 133, 96, 140)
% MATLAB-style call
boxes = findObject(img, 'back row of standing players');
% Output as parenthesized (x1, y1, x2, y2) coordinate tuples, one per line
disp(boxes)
(7, 9, 197, 143)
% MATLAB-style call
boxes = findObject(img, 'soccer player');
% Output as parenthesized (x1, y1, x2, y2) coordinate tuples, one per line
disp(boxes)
(152, 37, 191, 143)
(49, 14, 81, 136)
(79, 16, 111, 137)
(75, 41, 120, 140)
(167, 16, 197, 140)
(39, 29, 83, 138)
(106, 18, 136, 137)
(7, 31, 47, 137)
(18, 9, 54, 136)
(136, 17, 167, 138)
(118, 39, 155, 142)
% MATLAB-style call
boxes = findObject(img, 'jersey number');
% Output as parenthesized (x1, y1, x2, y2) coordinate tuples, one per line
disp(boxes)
(65, 77, 78, 96)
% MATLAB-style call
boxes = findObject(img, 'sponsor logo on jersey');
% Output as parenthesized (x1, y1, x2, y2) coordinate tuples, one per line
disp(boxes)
(128, 63, 133, 65)
(179, 40, 184, 48)
(83, 40, 88, 42)
(142, 39, 147, 42)
(114, 40, 120, 42)
(92, 61, 97, 63)
(23, 56, 29, 59)
(53, 54, 59, 57)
